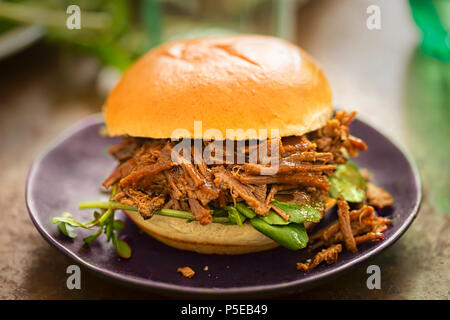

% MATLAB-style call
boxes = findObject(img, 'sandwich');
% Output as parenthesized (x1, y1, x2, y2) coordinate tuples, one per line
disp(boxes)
(54, 35, 393, 270)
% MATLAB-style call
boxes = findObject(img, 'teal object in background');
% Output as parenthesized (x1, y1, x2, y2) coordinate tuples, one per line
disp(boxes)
(404, 48, 450, 214)
(408, 0, 449, 214)
(409, 0, 450, 61)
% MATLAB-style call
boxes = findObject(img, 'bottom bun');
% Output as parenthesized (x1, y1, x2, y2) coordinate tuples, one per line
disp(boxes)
(124, 210, 278, 254)
(124, 198, 336, 255)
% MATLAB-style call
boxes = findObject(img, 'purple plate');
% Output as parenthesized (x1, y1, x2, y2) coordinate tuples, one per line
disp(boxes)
(26, 114, 421, 298)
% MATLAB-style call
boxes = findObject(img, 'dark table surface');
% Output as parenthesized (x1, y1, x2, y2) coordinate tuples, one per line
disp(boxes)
(0, 0, 448, 299)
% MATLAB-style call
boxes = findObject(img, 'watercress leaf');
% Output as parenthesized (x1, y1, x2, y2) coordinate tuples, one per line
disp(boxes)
(52, 212, 84, 228)
(58, 222, 77, 239)
(83, 228, 103, 244)
(52, 217, 81, 227)
(115, 240, 132, 259)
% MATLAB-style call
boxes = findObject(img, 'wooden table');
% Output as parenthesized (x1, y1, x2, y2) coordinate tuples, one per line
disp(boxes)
(1, 0, 448, 299)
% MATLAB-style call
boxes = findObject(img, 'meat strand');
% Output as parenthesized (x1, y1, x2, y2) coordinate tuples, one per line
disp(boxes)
(188, 198, 212, 225)
(367, 182, 394, 208)
(212, 166, 271, 215)
(296, 244, 342, 271)
(336, 197, 357, 252)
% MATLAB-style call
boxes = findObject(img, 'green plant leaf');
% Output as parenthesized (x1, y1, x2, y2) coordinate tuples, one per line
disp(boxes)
(106, 221, 113, 242)
(260, 210, 289, 225)
(58, 222, 77, 239)
(257, 201, 323, 226)
(226, 206, 246, 227)
(250, 218, 309, 250)
(53, 212, 82, 238)
(212, 208, 228, 217)
(83, 227, 103, 244)
(235, 202, 256, 219)
(113, 234, 132, 259)
(328, 162, 367, 202)
(52, 211, 84, 228)
(113, 220, 125, 230)
(271, 201, 322, 224)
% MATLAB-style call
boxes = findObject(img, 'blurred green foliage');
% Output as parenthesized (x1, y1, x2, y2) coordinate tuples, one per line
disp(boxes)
(405, 48, 450, 215)
(0, 0, 282, 69)
(0, 0, 152, 70)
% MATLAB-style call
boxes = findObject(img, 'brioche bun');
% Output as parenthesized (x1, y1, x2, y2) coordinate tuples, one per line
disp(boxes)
(106, 35, 334, 254)
(104, 35, 332, 140)
(124, 210, 278, 254)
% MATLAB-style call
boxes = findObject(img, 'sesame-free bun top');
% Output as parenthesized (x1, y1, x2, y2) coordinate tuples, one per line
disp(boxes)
(105, 35, 332, 140)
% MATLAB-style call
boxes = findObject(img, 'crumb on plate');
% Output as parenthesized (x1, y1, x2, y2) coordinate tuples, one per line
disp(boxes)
(177, 266, 195, 278)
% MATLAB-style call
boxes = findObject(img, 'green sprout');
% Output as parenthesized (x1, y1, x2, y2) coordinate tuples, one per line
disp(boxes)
(53, 185, 131, 259)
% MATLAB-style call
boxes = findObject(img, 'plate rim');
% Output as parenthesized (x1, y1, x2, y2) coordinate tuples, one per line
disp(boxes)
(25, 113, 422, 297)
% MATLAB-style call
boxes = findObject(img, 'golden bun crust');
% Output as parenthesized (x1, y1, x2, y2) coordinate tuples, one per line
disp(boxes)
(123, 199, 336, 255)
(124, 210, 278, 254)
(105, 35, 332, 139)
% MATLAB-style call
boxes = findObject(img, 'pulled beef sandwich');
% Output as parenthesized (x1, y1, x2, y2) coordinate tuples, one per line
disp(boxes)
(56, 35, 393, 267)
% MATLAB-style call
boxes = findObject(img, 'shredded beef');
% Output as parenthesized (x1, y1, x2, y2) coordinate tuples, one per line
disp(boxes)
(103, 158, 136, 189)
(253, 184, 268, 203)
(236, 173, 330, 190)
(122, 189, 165, 219)
(337, 197, 357, 252)
(102, 110, 390, 270)
(366, 182, 394, 208)
(297, 198, 392, 271)
(355, 232, 385, 244)
(188, 199, 212, 225)
(107, 137, 143, 162)
(313, 205, 375, 244)
(306, 202, 392, 252)
(265, 185, 278, 205)
(296, 244, 342, 271)
(282, 135, 316, 153)
(212, 166, 271, 215)
(283, 151, 334, 163)
(102, 111, 383, 226)
(308, 110, 367, 163)
(244, 161, 336, 175)
(177, 266, 195, 278)
(119, 142, 174, 190)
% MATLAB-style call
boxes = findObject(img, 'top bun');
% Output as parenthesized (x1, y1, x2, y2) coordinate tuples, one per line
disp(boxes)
(104, 35, 332, 140)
